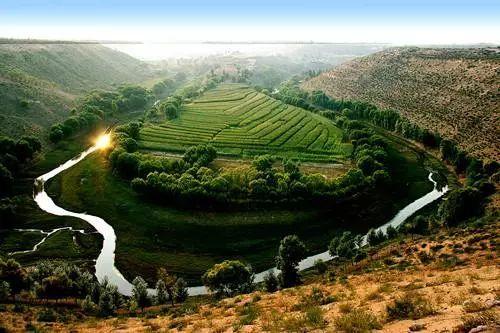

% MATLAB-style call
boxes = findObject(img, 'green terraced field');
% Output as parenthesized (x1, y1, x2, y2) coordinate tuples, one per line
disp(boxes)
(139, 83, 351, 162)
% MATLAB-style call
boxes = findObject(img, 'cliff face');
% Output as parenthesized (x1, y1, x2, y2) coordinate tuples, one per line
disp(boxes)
(302, 47, 500, 161)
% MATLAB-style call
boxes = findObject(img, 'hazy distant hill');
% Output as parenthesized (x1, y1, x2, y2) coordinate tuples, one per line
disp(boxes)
(302, 47, 500, 160)
(0, 43, 151, 137)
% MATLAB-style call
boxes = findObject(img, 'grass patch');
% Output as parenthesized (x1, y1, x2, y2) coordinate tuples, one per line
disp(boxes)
(334, 308, 382, 333)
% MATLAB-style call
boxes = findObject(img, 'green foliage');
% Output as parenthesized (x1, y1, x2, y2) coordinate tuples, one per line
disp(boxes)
(138, 83, 350, 162)
(438, 187, 483, 226)
(183, 144, 217, 167)
(155, 279, 168, 305)
(0, 281, 10, 300)
(263, 271, 278, 292)
(202, 260, 254, 297)
(314, 259, 327, 274)
(366, 228, 386, 247)
(173, 278, 188, 303)
(0, 258, 27, 293)
(275, 235, 307, 288)
(329, 231, 362, 262)
(132, 276, 151, 310)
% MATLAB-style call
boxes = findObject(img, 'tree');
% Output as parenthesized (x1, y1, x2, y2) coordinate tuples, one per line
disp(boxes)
(386, 225, 398, 239)
(115, 152, 140, 178)
(183, 144, 217, 167)
(314, 259, 327, 274)
(275, 235, 306, 288)
(0, 281, 10, 301)
(49, 126, 65, 143)
(328, 232, 360, 263)
(252, 155, 274, 173)
(155, 279, 168, 305)
(366, 228, 386, 246)
(438, 187, 483, 226)
(263, 271, 278, 292)
(37, 273, 74, 301)
(157, 268, 177, 305)
(202, 260, 254, 297)
(412, 216, 429, 235)
(173, 278, 188, 303)
(0, 163, 13, 192)
(98, 289, 116, 317)
(132, 276, 151, 311)
(0, 259, 27, 294)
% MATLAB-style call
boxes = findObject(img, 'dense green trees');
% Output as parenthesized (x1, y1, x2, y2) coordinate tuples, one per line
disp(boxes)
(328, 232, 362, 263)
(438, 187, 483, 226)
(115, 132, 390, 209)
(275, 235, 307, 288)
(49, 85, 153, 143)
(0, 135, 41, 195)
(202, 260, 254, 297)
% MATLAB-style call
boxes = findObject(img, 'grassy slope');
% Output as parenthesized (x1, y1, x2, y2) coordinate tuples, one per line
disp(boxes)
(140, 83, 352, 162)
(0, 43, 151, 137)
(302, 47, 500, 161)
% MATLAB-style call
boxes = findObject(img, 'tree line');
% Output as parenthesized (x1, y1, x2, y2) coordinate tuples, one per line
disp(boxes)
(0, 135, 42, 195)
(49, 85, 154, 143)
(107, 120, 394, 210)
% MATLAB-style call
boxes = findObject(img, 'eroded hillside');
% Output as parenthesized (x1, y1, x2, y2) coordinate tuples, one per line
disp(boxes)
(302, 48, 500, 161)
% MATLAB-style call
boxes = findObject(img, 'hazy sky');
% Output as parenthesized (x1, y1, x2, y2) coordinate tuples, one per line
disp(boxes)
(1, 0, 499, 44)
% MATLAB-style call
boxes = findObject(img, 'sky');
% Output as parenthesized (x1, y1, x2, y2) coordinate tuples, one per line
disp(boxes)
(0, 0, 499, 44)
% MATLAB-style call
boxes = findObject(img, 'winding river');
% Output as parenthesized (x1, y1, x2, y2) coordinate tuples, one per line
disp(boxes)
(30, 144, 448, 296)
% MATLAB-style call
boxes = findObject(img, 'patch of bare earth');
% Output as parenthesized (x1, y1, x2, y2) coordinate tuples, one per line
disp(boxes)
(2, 222, 498, 332)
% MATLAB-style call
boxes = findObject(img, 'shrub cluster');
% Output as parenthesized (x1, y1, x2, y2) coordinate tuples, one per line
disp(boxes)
(0, 135, 42, 194)
(49, 85, 154, 143)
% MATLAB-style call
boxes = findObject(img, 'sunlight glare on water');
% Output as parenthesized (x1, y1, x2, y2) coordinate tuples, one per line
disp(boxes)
(95, 133, 111, 150)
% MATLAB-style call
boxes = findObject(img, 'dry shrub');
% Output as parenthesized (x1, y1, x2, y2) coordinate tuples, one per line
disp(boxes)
(386, 293, 437, 320)
(334, 308, 382, 333)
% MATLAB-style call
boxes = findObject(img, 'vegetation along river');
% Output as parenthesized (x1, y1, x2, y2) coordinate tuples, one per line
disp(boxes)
(32, 144, 449, 296)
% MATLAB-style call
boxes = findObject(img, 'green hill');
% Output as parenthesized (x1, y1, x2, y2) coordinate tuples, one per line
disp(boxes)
(0, 43, 152, 137)
(139, 83, 351, 162)
(302, 47, 500, 161)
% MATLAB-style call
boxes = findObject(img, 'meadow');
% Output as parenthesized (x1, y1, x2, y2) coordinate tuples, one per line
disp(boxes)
(139, 84, 351, 162)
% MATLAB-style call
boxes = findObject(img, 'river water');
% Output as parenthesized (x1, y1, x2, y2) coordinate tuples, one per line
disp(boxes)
(32, 145, 448, 296)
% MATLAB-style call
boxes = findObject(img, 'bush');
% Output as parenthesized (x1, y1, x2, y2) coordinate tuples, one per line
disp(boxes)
(132, 276, 151, 310)
(456, 310, 499, 333)
(314, 259, 327, 274)
(263, 271, 278, 292)
(37, 308, 57, 322)
(173, 278, 188, 303)
(334, 308, 382, 333)
(202, 260, 254, 297)
(304, 305, 326, 329)
(80, 295, 98, 314)
(386, 293, 436, 320)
